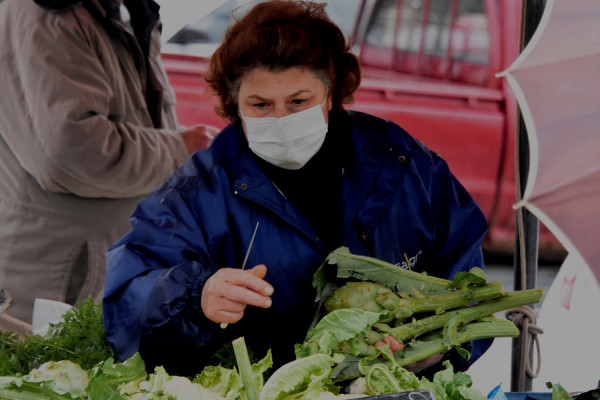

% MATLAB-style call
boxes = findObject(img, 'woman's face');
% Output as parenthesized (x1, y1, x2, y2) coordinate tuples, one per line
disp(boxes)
(237, 67, 332, 135)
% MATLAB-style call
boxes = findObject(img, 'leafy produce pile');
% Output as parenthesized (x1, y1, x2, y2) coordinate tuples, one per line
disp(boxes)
(0, 247, 548, 399)
(299, 248, 545, 383)
(0, 298, 113, 376)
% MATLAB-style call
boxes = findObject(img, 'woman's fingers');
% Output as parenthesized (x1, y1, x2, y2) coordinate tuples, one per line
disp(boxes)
(201, 265, 273, 324)
(224, 279, 272, 308)
(249, 264, 267, 279)
(222, 265, 273, 303)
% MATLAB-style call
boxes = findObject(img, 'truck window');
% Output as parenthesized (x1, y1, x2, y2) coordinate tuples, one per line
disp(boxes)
(361, 0, 491, 86)
(162, 0, 361, 57)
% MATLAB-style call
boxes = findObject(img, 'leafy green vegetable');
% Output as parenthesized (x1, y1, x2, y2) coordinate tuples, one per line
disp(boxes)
(27, 360, 89, 396)
(259, 354, 339, 400)
(90, 353, 148, 389)
(307, 246, 543, 379)
(0, 359, 90, 400)
(547, 380, 600, 400)
(0, 297, 113, 376)
(379, 288, 543, 345)
(314, 247, 451, 303)
(0, 377, 79, 400)
(0, 352, 232, 400)
(424, 361, 486, 400)
(324, 282, 394, 314)
(324, 281, 504, 322)
(296, 309, 384, 359)
(194, 344, 272, 400)
(348, 358, 486, 400)
(448, 268, 488, 290)
(162, 374, 226, 399)
(233, 337, 260, 400)
(194, 363, 242, 398)
(0, 329, 45, 376)
(0, 248, 551, 400)
(40, 298, 113, 368)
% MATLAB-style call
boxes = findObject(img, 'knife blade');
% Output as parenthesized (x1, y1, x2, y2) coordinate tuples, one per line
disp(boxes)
(240, 221, 259, 270)
(221, 221, 260, 329)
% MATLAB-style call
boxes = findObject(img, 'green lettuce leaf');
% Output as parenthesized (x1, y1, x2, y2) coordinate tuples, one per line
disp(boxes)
(259, 354, 338, 400)
(27, 360, 89, 397)
(0, 378, 80, 400)
(448, 268, 488, 290)
(0, 360, 90, 400)
(314, 247, 451, 300)
(195, 364, 241, 398)
(296, 309, 383, 359)
(162, 375, 226, 400)
(91, 353, 147, 388)
(427, 360, 486, 400)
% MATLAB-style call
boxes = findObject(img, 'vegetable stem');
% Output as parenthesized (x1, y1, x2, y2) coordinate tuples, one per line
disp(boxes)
(396, 319, 519, 367)
(387, 288, 543, 343)
(390, 281, 505, 320)
(232, 337, 260, 400)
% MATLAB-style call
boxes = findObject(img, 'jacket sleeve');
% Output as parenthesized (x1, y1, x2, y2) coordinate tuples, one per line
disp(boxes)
(428, 152, 488, 280)
(12, 8, 189, 198)
(102, 182, 220, 370)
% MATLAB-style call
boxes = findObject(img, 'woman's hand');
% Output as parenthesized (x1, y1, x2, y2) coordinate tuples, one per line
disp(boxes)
(201, 264, 274, 325)
(376, 335, 444, 373)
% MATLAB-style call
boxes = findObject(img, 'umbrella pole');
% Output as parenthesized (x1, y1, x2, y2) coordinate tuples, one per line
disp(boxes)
(511, 119, 540, 393)
(510, 0, 546, 392)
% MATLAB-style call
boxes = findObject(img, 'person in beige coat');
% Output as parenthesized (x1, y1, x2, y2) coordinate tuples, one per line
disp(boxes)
(0, 0, 217, 323)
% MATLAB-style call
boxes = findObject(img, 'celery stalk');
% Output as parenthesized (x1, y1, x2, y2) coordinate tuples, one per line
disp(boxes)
(387, 281, 505, 320)
(386, 287, 544, 343)
(232, 337, 259, 400)
(396, 319, 519, 367)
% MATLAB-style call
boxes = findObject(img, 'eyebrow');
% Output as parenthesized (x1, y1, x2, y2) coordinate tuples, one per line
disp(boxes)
(246, 89, 313, 102)
(287, 89, 312, 99)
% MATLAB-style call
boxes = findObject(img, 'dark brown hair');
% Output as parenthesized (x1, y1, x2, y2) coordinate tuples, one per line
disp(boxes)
(204, 0, 361, 124)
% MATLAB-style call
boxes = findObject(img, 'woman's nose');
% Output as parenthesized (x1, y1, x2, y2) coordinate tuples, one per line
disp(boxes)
(273, 104, 290, 118)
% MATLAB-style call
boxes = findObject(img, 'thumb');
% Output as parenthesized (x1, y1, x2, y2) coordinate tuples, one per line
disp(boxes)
(248, 264, 267, 279)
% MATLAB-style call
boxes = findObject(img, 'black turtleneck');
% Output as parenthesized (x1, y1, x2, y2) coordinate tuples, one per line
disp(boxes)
(252, 112, 349, 252)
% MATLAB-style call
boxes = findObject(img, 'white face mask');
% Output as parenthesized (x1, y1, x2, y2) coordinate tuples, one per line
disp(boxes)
(241, 96, 329, 170)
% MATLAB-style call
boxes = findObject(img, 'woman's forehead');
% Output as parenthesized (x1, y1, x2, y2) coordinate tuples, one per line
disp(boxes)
(239, 67, 325, 98)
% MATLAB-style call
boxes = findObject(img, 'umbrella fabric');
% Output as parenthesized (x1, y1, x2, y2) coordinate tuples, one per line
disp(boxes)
(532, 251, 600, 391)
(498, 0, 600, 285)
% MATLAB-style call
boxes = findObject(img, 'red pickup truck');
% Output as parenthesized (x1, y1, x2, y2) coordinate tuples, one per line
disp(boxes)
(160, 0, 563, 256)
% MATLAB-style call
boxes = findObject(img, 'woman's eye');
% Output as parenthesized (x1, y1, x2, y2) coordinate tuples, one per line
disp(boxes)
(291, 99, 308, 106)
(252, 102, 268, 109)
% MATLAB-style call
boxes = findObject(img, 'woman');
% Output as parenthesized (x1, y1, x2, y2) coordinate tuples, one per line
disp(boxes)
(103, 0, 491, 376)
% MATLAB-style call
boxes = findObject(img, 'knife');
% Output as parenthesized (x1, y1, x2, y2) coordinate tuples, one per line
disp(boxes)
(221, 221, 260, 329)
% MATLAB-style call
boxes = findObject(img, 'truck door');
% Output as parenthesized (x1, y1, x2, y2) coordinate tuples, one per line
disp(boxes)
(350, 0, 514, 248)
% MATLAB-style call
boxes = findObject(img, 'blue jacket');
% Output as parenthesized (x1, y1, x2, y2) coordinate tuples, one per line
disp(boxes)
(103, 111, 490, 375)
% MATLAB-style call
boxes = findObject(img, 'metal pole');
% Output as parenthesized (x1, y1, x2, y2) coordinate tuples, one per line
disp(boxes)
(511, 0, 546, 392)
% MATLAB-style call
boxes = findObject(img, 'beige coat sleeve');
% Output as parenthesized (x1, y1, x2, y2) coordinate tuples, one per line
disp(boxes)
(11, 6, 189, 198)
